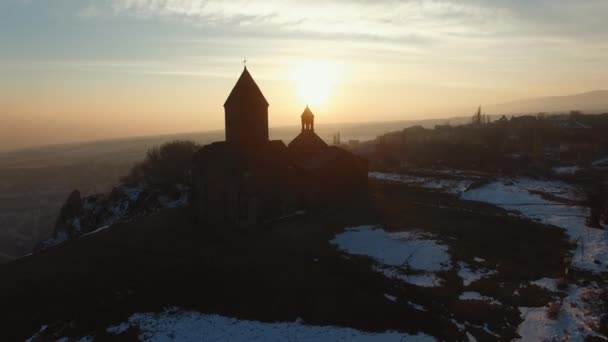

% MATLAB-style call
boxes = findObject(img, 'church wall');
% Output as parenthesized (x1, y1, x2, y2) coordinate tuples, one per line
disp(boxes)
(225, 102, 269, 144)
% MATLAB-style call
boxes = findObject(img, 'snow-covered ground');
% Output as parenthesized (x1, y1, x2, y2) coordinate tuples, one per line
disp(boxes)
(461, 179, 605, 272)
(101, 308, 435, 342)
(460, 178, 607, 341)
(459, 291, 502, 305)
(369, 172, 476, 194)
(457, 261, 497, 287)
(368, 171, 607, 341)
(552, 165, 580, 175)
(517, 282, 607, 341)
(529, 278, 559, 292)
(331, 226, 499, 290)
(39, 184, 190, 251)
(331, 226, 451, 287)
(592, 156, 608, 170)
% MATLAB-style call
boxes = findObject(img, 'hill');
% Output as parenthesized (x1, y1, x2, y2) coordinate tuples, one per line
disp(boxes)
(0, 118, 470, 260)
(485, 90, 608, 115)
(0, 178, 578, 341)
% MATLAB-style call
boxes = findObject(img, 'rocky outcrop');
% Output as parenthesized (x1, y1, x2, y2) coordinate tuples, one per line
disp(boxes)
(35, 183, 189, 252)
(53, 190, 83, 239)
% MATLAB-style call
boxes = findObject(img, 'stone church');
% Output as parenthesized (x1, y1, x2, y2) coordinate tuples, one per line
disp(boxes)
(191, 66, 367, 227)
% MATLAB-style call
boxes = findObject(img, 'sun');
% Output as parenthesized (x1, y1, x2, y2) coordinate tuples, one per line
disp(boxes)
(292, 60, 341, 106)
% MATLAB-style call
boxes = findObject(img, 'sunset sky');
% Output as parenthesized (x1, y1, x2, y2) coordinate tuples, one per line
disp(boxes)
(1, 0, 608, 151)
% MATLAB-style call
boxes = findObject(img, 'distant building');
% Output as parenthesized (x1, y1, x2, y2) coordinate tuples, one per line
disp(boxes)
(556, 115, 598, 162)
(559, 132, 598, 162)
(191, 67, 367, 227)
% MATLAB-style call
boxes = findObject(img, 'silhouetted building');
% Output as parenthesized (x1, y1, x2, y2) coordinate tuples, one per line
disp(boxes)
(288, 106, 328, 159)
(224, 66, 269, 145)
(301, 105, 314, 131)
(192, 140, 294, 226)
(192, 67, 367, 227)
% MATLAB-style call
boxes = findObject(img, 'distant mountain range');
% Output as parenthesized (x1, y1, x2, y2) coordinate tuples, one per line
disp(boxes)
(485, 90, 608, 115)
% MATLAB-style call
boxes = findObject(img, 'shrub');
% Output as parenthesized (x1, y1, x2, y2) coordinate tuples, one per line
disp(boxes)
(122, 140, 200, 190)
(546, 301, 561, 320)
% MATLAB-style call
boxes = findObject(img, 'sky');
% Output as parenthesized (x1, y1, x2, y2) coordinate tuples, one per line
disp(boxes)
(1, 0, 608, 151)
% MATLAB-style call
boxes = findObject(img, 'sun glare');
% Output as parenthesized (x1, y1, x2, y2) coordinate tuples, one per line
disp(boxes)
(292, 60, 341, 106)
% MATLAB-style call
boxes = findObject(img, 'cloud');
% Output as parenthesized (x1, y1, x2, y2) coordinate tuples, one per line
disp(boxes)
(77, 4, 102, 19)
(102, 0, 608, 52)
(106, 0, 500, 38)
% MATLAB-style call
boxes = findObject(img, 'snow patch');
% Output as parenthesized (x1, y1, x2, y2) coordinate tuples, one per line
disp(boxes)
(457, 261, 497, 287)
(552, 166, 580, 175)
(331, 226, 451, 287)
(25, 325, 47, 342)
(530, 278, 559, 292)
(516, 282, 607, 342)
(592, 156, 608, 170)
(106, 321, 130, 334)
(461, 179, 606, 272)
(384, 294, 397, 302)
(462, 178, 608, 341)
(369, 172, 476, 194)
(459, 291, 501, 305)
(408, 301, 428, 312)
(81, 225, 110, 237)
(106, 309, 436, 341)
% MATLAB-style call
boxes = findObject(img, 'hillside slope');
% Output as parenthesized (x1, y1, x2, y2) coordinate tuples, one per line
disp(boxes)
(486, 90, 608, 114)
(0, 179, 581, 341)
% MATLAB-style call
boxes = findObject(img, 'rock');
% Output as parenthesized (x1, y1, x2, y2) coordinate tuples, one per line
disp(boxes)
(53, 190, 83, 238)
(35, 184, 191, 253)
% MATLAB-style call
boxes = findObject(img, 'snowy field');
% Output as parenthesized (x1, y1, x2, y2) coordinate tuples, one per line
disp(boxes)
(331, 226, 450, 287)
(331, 225, 497, 291)
(25, 171, 607, 341)
(462, 178, 607, 341)
(370, 171, 608, 341)
(461, 178, 606, 272)
(330, 225, 513, 339)
(101, 309, 435, 342)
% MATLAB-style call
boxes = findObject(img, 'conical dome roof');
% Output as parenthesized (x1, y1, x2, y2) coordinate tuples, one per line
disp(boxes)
(301, 105, 314, 119)
(288, 130, 328, 153)
(224, 66, 269, 107)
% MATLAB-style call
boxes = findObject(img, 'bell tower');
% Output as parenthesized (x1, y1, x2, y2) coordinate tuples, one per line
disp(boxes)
(301, 105, 314, 132)
(223, 66, 269, 145)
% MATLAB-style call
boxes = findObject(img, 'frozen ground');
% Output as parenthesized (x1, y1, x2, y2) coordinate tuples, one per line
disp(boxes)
(370, 172, 604, 271)
(459, 291, 501, 305)
(517, 282, 607, 341)
(331, 226, 451, 287)
(457, 261, 497, 286)
(461, 178, 607, 341)
(368, 172, 477, 194)
(593, 156, 608, 170)
(461, 178, 606, 272)
(370, 171, 607, 341)
(552, 165, 580, 175)
(101, 308, 436, 342)
(331, 226, 499, 290)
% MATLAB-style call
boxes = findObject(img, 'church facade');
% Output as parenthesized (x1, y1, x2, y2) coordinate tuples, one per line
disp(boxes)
(191, 67, 367, 227)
